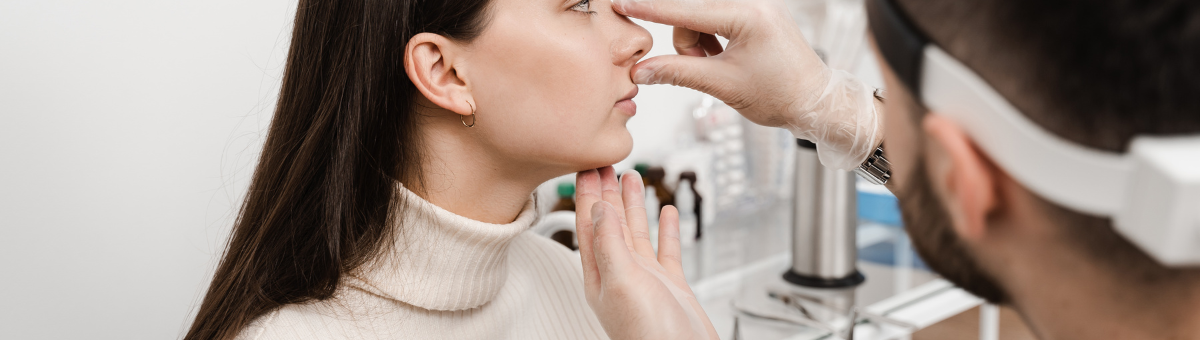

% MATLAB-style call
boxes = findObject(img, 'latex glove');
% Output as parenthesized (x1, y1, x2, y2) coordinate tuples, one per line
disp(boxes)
(575, 166, 718, 340)
(615, 0, 882, 170)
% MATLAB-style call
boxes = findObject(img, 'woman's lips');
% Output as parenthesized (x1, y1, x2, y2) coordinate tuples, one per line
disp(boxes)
(615, 99, 637, 116)
(615, 87, 639, 116)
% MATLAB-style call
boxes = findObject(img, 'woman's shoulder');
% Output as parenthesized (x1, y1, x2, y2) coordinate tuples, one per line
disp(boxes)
(234, 303, 345, 340)
(233, 292, 397, 340)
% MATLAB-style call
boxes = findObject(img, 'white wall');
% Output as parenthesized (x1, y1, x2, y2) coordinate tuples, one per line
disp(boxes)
(0, 2, 700, 339)
(1, 1, 295, 339)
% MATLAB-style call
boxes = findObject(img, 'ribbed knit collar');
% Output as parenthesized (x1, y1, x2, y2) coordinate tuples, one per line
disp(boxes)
(349, 185, 538, 311)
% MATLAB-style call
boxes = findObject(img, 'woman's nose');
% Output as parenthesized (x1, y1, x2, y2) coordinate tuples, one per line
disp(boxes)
(610, 17, 653, 68)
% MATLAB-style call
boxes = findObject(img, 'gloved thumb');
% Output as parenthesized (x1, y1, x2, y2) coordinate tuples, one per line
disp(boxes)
(632, 55, 736, 103)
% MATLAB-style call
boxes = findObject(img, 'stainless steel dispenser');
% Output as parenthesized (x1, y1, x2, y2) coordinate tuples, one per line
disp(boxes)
(786, 139, 864, 287)
(731, 139, 865, 339)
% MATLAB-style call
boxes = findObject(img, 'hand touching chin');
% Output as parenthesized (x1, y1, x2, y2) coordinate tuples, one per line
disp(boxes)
(574, 167, 718, 340)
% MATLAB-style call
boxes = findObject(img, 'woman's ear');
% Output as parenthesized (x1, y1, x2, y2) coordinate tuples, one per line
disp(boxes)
(405, 33, 474, 116)
(921, 114, 999, 242)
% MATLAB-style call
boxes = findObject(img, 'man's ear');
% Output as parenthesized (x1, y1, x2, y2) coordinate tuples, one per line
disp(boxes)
(922, 114, 999, 242)
(404, 33, 474, 116)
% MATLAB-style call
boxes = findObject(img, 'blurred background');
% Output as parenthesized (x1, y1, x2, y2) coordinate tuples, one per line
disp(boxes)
(2, 1, 302, 338)
(0, 1, 1026, 340)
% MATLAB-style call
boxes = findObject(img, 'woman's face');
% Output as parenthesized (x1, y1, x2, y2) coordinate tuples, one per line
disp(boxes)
(461, 0, 652, 173)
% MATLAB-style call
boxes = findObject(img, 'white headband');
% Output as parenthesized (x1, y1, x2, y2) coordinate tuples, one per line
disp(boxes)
(920, 46, 1200, 266)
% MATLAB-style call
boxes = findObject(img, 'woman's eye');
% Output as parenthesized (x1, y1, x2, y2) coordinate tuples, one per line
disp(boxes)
(570, 0, 592, 13)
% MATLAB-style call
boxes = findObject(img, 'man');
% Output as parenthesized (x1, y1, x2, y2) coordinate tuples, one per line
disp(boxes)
(573, 0, 1200, 339)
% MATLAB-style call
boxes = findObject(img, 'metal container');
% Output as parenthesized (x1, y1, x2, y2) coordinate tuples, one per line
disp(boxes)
(786, 139, 864, 287)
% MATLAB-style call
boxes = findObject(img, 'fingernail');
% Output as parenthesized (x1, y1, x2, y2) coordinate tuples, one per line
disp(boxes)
(623, 171, 644, 193)
(592, 203, 608, 224)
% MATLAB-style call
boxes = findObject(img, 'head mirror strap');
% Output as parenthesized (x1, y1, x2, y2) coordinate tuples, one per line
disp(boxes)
(868, 0, 1128, 216)
(920, 45, 1200, 265)
(866, 0, 1200, 266)
(866, 0, 929, 97)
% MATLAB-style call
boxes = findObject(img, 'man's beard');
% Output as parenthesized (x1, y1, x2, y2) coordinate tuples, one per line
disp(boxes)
(896, 156, 1011, 304)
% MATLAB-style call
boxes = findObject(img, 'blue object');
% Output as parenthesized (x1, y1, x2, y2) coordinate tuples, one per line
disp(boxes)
(858, 238, 931, 270)
(857, 185, 902, 226)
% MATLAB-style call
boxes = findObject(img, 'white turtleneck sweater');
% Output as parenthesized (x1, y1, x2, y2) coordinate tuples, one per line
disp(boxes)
(235, 187, 609, 340)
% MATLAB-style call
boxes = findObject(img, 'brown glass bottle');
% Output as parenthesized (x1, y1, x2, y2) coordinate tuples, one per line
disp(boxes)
(549, 182, 578, 250)
(551, 182, 575, 212)
(645, 166, 675, 210)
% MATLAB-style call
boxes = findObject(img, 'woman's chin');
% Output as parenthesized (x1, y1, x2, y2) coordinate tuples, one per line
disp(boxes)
(571, 135, 633, 171)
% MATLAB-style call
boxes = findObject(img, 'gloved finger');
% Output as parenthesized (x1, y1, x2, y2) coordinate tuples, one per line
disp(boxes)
(611, 0, 748, 38)
(619, 170, 657, 259)
(575, 169, 603, 294)
(591, 201, 637, 284)
(674, 29, 722, 57)
(632, 55, 737, 101)
(673, 27, 706, 57)
(697, 32, 724, 56)
(597, 166, 634, 250)
(656, 205, 687, 280)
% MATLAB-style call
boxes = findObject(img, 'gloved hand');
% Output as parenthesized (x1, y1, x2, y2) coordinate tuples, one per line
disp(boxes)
(575, 166, 718, 340)
(616, 0, 882, 170)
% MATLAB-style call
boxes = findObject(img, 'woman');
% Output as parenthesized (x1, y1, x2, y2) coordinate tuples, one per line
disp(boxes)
(185, 0, 656, 338)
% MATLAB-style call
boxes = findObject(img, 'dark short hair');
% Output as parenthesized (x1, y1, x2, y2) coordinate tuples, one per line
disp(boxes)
(898, 0, 1200, 152)
(894, 0, 1200, 276)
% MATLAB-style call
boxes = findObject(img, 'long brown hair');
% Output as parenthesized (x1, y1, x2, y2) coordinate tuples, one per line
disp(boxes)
(186, 1, 493, 339)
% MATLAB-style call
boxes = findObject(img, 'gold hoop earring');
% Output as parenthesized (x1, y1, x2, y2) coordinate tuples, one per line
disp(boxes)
(461, 101, 477, 128)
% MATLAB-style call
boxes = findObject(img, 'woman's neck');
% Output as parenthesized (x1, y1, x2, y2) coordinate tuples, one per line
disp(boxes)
(411, 112, 556, 224)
